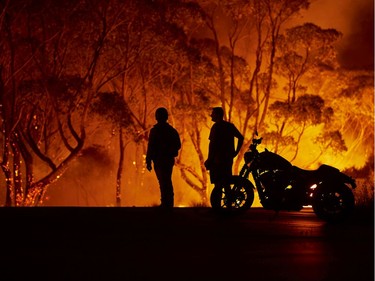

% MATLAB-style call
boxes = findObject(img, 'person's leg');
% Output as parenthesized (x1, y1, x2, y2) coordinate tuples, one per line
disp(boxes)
(220, 160, 233, 207)
(154, 159, 174, 208)
(211, 160, 234, 208)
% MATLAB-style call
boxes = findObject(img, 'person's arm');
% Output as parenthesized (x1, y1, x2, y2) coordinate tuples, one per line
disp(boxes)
(146, 129, 155, 171)
(204, 127, 216, 169)
(174, 128, 181, 154)
(204, 140, 214, 170)
(233, 125, 244, 157)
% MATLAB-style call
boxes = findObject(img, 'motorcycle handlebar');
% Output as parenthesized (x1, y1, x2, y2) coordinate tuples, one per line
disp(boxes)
(248, 137, 262, 150)
(253, 137, 262, 145)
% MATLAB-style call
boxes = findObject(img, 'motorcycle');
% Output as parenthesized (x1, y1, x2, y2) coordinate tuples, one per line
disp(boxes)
(210, 133, 357, 222)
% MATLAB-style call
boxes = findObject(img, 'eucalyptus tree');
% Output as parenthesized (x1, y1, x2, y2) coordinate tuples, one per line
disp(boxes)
(141, 1, 214, 204)
(163, 0, 252, 202)
(267, 94, 336, 161)
(316, 70, 374, 168)
(90, 0, 160, 206)
(275, 23, 342, 103)
(0, 0, 140, 206)
(256, 0, 310, 129)
(195, 0, 311, 172)
(267, 23, 342, 156)
(88, 0, 214, 205)
(196, 0, 255, 122)
(217, 0, 252, 122)
(171, 47, 217, 204)
(196, 1, 228, 114)
(90, 91, 135, 206)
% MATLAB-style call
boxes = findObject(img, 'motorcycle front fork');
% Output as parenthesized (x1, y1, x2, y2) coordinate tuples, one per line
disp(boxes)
(222, 182, 244, 208)
(219, 184, 233, 207)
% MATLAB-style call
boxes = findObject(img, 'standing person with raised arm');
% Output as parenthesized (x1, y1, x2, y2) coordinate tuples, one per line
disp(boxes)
(204, 107, 244, 203)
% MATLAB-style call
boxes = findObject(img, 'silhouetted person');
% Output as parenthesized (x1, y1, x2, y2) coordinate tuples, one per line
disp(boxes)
(146, 107, 181, 209)
(204, 107, 244, 190)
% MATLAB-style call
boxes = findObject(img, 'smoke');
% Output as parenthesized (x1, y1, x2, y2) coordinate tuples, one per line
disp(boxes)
(45, 145, 117, 206)
(300, 0, 374, 70)
(338, 0, 374, 69)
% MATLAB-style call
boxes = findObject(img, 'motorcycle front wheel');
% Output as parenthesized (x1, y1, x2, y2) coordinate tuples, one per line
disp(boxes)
(210, 176, 254, 213)
(312, 184, 355, 222)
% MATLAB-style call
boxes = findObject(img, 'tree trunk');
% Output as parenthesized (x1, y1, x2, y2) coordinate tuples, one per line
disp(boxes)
(116, 128, 125, 207)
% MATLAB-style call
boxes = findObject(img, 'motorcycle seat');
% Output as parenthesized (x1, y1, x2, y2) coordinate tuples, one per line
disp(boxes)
(291, 166, 319, 177)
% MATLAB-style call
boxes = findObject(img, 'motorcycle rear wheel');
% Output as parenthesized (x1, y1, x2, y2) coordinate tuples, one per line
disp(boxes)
(312, 184, 355, 222)
(210, 176, 254, 213)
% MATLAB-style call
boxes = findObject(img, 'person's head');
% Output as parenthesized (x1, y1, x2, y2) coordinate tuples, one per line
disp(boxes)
(155, 107, 168, 122)
(210, 107, 224, 122)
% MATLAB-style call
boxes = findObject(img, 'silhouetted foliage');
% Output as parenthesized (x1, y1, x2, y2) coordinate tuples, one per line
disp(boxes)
(91, 92, 134, 129)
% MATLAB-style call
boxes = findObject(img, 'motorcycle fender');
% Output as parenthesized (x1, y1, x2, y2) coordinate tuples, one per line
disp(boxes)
(318, 165, 356, 189)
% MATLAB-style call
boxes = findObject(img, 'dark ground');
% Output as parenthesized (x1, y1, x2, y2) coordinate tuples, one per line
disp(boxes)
(0, 207, 373, 281)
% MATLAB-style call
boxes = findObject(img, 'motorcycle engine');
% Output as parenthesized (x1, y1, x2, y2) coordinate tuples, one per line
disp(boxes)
(259, 170, 289, 191)
(259, 170, 304, 211)
(259, 170, 290, 207)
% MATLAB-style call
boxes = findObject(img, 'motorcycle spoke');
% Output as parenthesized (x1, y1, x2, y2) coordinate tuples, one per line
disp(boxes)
(210, 176, 254, 212)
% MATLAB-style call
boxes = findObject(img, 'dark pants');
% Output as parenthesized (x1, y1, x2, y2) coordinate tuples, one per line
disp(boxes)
(154, 158, 174, 208)
(209, 159, 233, 184)
(209, 160, 233, 206)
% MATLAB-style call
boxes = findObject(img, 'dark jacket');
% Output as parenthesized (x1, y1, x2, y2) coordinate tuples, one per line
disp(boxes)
(146, 122, 181, 165)
(207, 120, 243, 164)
